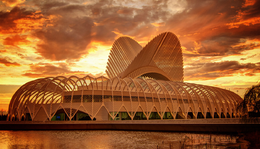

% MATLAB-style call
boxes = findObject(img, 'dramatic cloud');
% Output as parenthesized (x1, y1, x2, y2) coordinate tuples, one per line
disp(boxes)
(0, 7, 53, 34)
(3, 0, 256, 62)
(0, 58, 20, 66)
(185, 61, 260, 80)
(29, 0, 175, 60)
(3, 35, 29, 46)
(240, 54, 257, 60)
(22, 62, 106, 78)
(31, 2, 93, 61)
(161, 0, 260, 57)
(27, 0, 260, 81)
(34, 17, 93, 60)
(183, 38, 260, 57)
(2, 0, 259, 61)
(2, 0, 25, 7)
(0, 0, 260, 111)
(23, 63, 76, 78)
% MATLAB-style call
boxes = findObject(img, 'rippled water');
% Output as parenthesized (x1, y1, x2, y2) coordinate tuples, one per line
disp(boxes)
(0, 130, 249, 149)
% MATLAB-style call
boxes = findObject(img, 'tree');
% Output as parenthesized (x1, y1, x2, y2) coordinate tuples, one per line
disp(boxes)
(237, 83, 260, 117)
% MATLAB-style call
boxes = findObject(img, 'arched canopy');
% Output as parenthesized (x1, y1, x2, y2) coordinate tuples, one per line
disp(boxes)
(8, 75, 243, 121)
(106, 32, 183, 81)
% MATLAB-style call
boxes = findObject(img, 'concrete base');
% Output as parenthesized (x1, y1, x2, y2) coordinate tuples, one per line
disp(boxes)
(1, 119, 259, 133)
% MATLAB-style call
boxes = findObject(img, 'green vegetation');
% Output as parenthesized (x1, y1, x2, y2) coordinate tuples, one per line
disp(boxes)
(237, 83, 260, 117)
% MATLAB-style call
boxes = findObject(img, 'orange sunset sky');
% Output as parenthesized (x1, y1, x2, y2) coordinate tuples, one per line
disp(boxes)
(0, 0, 260, 111)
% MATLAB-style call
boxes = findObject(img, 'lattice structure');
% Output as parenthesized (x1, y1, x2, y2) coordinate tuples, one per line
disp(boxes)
(106, 37, 142, 79)
(106, 32, 183, 81)
(8, 76, 242, 121)
(7, 32, 243, 121)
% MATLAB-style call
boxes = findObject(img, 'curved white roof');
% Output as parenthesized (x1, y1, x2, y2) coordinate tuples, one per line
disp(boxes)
(106, 32, 183, 81)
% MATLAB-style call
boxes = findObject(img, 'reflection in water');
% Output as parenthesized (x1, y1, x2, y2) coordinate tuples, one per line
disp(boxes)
(0, 130, 249, 149)
(158, 134, 249, 149)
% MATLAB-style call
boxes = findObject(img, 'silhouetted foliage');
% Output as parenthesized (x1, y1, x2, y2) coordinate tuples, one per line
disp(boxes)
(244, 131, 260, 149)
(237, 83, 260, 117)
(0, 114, 7, 121)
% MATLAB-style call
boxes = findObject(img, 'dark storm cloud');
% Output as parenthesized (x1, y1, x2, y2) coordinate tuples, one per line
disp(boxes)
(184, 61, 260, 80)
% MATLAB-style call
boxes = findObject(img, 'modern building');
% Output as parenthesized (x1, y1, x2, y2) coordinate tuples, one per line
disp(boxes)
(7, 32, 243, 121)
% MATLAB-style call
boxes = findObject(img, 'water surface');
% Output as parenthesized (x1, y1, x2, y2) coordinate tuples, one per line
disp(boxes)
(0, 130, 248, 149)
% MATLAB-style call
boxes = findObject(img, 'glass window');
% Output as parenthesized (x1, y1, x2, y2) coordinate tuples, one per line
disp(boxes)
(131, 96, 138, 102)
(149, 112, 161, 120)
(133, 112, 147, 120)
(83, 95, 92, 102)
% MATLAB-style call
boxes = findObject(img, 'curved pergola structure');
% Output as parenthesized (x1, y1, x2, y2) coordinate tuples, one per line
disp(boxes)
(7, 32, 243, 121)
(8, 76, 242, 121)
(106, 32, 183, 81)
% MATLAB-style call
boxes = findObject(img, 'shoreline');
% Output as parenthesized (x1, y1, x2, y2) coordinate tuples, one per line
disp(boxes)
(1, 118, 259, 133)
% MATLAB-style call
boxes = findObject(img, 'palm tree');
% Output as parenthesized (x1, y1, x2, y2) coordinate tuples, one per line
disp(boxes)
(237, 83, 260, 117)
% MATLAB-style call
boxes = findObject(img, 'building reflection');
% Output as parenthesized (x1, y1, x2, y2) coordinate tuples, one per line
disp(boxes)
(157, 134, 249, 149)
(0, 130, 249, 149)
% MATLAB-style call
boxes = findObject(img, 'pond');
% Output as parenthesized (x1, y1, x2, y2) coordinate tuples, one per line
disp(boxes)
(0, 130, 250, 149)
